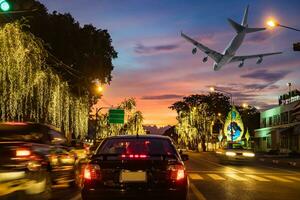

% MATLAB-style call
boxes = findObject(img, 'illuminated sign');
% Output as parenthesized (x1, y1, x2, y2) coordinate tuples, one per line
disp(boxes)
(223, 107, 244, 141)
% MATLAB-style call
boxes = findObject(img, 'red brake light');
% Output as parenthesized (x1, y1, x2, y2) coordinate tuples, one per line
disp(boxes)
(83, 164, 101, 180)
(168, 164, 186, 181)
(121, 154, 148, 159)
(83, 167, 91, 180)
(16, 149, 31, 157)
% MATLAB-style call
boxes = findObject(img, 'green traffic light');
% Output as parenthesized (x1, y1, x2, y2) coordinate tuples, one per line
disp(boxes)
(0, 0, 10, 12)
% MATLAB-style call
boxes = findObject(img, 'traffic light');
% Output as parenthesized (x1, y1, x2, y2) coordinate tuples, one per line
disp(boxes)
(293, 42, 300, 51)
(0, 0, 10, 12)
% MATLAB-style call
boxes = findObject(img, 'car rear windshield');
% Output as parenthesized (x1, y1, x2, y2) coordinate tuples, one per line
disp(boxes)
(0, 128, 43, 142)
(97, 138, 176, 156)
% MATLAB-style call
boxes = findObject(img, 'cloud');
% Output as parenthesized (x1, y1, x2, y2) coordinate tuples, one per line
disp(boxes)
(242, 83, 271, 90)
(245, 32, 272, 44)
(240, 69, 291, 82)
(135, 43, 180, 55)
(141, 94, 184, 100)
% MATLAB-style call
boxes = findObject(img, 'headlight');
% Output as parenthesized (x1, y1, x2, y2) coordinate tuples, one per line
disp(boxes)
(243, 152, 255, 157)
(225, 152, 236, 156)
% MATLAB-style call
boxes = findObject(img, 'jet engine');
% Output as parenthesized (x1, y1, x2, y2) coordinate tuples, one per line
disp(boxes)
(192, 48, 197, 55)
(256, 57, 263, 64)
(238, 60, 244, 68)
(203, 56, 208, 63)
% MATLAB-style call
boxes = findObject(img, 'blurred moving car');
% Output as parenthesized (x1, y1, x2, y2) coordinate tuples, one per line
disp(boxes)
(0, 122, 67, 199)
(81, 135, 189, 200)
(216, 142, 255, 163)
(50, 147, 76, 166)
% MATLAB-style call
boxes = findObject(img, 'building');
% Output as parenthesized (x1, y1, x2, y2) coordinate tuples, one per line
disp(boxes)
(254, 90, 300, 153)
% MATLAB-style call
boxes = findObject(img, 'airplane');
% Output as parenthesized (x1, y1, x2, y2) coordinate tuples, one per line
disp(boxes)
(181, 5, 282, 71)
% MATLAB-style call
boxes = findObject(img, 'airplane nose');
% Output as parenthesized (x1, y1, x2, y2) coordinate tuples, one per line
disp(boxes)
(213, 64, 219, 71)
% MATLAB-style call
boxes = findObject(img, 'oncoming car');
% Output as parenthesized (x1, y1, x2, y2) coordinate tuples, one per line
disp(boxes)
(216, 143, 255, 163)
(81, 135, 189, 200)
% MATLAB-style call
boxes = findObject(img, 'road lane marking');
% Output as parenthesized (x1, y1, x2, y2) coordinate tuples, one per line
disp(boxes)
(70, 193, 82, 200)
(207, 174, 226, 180)
(245, 175, 270, 182)
(264, 175, 293, 183)
(188, 154, 244, 173)
(226, 173, 248, 181)
(189, 173, 203, 180)
(190, 182, 207, 200)
(284, 176, 300, 181)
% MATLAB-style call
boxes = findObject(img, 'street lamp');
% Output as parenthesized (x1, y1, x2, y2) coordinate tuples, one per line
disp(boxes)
(97, 85, 104, 93)
(210, 86, 234, 142)
(242, 103, 248, 109)
(266, 18, 300, 32)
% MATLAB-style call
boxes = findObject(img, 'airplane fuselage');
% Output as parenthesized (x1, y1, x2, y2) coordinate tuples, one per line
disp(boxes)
(213, 31, 246, 71)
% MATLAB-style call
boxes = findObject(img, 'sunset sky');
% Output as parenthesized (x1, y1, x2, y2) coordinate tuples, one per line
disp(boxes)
(41, 0, 300, 125)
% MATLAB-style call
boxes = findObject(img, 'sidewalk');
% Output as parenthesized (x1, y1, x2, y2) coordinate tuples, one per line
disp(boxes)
(256, 154, 300, 169)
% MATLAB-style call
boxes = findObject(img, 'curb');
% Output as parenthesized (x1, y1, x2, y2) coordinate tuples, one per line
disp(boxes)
(257, 157, 299, 168)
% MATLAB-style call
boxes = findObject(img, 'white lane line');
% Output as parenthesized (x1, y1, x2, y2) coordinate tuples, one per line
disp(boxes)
(245, 175, 270, 182)
(70, 193, 82, 200)
(190, 182, 207, 200)
(284, 176, 300, 181)
(189, 173, 204, 180)
(264, 175, 294, 183)
(226, 173, 248, 181)
(190, 156, 244, 174)
(207, 174, 226, 180)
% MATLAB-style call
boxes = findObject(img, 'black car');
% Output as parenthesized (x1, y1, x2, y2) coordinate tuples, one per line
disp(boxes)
(0, 122, 66, 200)
(81, 135, 189, 200)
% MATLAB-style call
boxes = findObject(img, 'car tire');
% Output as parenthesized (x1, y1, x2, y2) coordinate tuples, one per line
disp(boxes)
(25, 171, 52, 200)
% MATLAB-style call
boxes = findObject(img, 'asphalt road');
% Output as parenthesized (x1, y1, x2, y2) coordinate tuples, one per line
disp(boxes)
(186, 152, 300, 200)
(51, 152, 300, 200)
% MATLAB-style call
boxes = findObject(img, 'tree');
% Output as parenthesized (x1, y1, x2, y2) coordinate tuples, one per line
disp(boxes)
(6, 0, 117, 100)
(0, 22, 89, 139)
(170, 93, 230, 150)
(95, 98, 145, 137)
(236, 105, 260, 137)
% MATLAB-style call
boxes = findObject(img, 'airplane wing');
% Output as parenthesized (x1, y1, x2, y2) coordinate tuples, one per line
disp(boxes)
(181, 32, 223, 62)
(230, 52, 282, 63)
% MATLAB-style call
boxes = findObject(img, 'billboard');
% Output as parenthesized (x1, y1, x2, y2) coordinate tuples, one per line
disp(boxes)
(223, 106, 244, 142)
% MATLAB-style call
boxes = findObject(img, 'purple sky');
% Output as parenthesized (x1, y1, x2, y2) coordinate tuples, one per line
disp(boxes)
(40, 0, 300, 125)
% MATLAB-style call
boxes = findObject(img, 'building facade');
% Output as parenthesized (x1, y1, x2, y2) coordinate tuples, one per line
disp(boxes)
(254, 92, 300, 153)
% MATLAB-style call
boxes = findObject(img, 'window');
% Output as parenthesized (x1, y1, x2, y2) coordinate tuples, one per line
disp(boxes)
(281, 112, 289, 124)
(267, 137, 272, 148)
(269, 117, 273, 127)
(262, 118, 267, 128)
(98, 138, 176, 156)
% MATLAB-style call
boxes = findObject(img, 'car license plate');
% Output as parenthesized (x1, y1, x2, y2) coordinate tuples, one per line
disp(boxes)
(120, 171, 147, 183)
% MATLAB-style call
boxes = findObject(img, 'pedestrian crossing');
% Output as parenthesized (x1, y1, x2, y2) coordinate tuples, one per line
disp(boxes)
(188, 172, 300, 183)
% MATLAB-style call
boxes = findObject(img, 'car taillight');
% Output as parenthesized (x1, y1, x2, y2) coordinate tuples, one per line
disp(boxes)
(168, 164, 186, 181)
(16, 149, 31, 157)
(83, 164, 101, 181)
(121, 154, 148, 159)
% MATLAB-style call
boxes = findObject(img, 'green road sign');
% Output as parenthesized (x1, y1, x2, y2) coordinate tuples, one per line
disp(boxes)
(109, 109, 124, 124)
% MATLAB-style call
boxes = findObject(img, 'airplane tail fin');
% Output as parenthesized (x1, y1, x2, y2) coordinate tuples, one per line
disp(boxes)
(229, 5, 266, 34)
(242, 5, 249, 26)
(245, 27, 266, 33)
(228, 18, 244, 33)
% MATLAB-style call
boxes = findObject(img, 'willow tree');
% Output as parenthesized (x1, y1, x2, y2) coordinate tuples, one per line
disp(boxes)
(0, 22, 89, 139)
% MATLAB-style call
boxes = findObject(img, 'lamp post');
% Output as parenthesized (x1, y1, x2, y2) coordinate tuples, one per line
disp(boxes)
(266, 19, 300, 32)
(210, 87, 234, 142)
(94, 84, 104, 139)
(266, 19, 300, 51)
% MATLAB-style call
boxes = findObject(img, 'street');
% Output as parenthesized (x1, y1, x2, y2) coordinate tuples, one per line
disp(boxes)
(51, 152, 300, 200)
